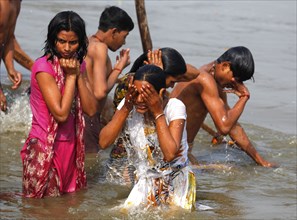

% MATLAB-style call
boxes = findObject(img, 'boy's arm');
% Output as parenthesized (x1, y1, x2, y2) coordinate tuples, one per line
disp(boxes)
(200, 75, 249, 135)
(229, 123, 278, 167)
(105, 48, 131, 92)
(89, 43, 109, 101)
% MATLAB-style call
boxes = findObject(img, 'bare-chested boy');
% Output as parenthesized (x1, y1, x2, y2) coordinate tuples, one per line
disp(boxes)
(170, 46, 277, 167)
(84, 6, 134, 153)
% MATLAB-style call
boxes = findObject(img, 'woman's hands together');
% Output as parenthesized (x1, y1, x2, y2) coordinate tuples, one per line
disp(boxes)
(59, 58, 80, 78)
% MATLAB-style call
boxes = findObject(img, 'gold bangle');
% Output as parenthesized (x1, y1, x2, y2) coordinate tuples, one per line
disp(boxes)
(155, 113, 165, 120)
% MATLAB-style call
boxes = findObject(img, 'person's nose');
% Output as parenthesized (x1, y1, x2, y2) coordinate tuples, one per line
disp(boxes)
(64, 43, 71, 52)
(136, 94, 143, 103)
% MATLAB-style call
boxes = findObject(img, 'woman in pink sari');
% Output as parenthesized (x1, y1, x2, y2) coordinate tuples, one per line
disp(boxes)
(20, 11, 96, 198)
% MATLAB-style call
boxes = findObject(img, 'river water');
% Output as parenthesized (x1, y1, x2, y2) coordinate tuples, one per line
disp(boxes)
(0, 1, 296, 219)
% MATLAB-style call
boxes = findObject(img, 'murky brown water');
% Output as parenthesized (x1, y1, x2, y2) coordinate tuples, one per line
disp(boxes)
(1, 1, 296, 219)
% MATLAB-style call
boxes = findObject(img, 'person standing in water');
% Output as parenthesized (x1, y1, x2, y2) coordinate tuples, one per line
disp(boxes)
(21, 11, 96, 198)
(106, 47, 199, 186)
(99, 65, 196, 210)
(83, 6, 134, 153)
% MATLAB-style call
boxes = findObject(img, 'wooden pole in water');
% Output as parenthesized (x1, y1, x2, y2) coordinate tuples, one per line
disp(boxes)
(135, 0, 153, 52)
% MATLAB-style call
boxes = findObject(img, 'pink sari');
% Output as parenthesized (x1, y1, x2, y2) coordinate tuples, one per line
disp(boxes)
(21, 56, 86, 198)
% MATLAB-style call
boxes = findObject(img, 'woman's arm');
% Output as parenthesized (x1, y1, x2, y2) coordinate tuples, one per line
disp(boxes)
(36, 58, 78, 122)
(99, 104, 130, 149)
(155, 116, 184, 162)
(141, 84, 183, 162)
(99, 82, 136, 149)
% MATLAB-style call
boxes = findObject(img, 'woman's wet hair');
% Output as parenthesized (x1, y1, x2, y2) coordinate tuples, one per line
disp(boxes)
(130, 47, 186, 77)
(133, 65, 166, 93)
(217, 46, 255, 82)
(43, 11, 88, 63)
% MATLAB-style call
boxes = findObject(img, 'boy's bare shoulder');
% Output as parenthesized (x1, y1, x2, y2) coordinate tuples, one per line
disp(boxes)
(87, 39, 108, 58)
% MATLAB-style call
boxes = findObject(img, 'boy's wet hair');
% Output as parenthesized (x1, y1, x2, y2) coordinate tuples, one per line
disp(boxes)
(217, 46, 255, 82)
(98, 6, 134, 32)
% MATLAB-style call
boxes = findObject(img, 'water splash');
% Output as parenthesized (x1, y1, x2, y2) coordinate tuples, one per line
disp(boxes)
(0, 90, 32, 134)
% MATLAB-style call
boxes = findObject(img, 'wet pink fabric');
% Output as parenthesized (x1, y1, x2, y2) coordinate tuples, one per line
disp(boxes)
(21, 56, 86, 198)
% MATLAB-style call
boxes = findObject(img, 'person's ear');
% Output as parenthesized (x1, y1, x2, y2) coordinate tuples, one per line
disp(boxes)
(111, 28, 118, 38)
(159, 88, 166, 98)
(222, 62, 231, 71)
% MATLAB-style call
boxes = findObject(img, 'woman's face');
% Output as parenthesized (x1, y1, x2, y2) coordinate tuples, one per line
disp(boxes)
(133, 80, 151, 114)
(55, 30, 79, 59)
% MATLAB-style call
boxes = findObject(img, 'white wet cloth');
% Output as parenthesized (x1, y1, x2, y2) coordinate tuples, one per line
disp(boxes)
(119, 98, 196, 210)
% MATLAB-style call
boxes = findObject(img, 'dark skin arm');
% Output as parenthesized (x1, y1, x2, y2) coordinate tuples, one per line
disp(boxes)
(199, 72, 278, 167)
(228, 121, 278, 167)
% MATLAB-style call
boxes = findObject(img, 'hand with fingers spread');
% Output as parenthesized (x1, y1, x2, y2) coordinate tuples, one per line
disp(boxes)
(114, 48, 131, 72)
(124, 76, 137, 111)
(140, 84, 164, 117)
(144, 49, 163, 70)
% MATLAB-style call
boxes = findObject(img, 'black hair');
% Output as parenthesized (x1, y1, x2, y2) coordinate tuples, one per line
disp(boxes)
(98, 6, 134, 32)
(216, 46, 255, 82)
(43, 11, 88, 64)
(133, 65, 166, 93)
(130, 47, 186, 77)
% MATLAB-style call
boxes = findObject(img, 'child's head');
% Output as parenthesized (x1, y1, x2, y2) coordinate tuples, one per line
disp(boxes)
(217, 46, 255, 82)
(98, 6, 134, 32)
(44, 11, 88, 63)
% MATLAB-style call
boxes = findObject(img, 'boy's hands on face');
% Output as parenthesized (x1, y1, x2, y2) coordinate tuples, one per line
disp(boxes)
(223, 78, 250, 99)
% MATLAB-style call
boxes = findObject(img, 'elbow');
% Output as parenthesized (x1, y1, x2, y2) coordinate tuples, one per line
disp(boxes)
(163, 153, 176, 162)
(99, 141, 109, 150)
(94, 89, 108, 101)
(53, 114, 69, 123)
(98, 134, 110, 149)
(217, 126, 231, 136)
